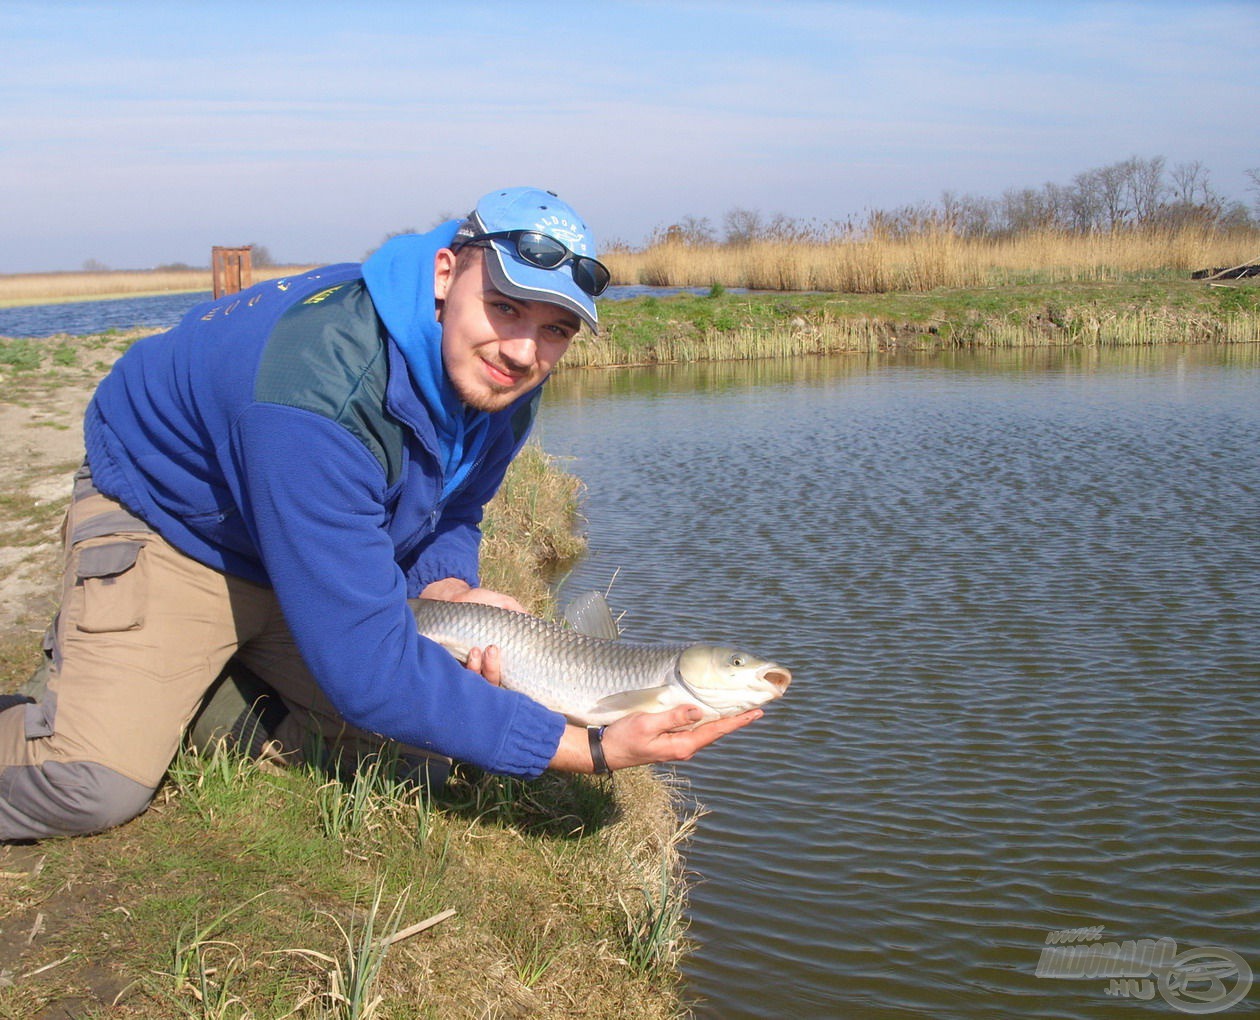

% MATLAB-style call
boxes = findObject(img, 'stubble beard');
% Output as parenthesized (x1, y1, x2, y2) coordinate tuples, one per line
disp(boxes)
(448, 371, 523, 413)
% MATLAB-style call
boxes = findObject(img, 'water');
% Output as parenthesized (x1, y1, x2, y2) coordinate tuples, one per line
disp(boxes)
(0, 284, 723, 339)
(0, 291, 218, 339)
(536, 345, 1260, 1019)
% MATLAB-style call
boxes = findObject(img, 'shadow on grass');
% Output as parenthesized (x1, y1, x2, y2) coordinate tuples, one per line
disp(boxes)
(436, 763, 620, 840)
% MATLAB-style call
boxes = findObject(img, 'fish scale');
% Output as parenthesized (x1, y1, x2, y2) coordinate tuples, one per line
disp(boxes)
(411, 598, 791, 727)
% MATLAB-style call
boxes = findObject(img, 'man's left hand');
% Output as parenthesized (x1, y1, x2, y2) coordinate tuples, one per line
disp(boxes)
(420, 578, 526, 614)
(419, 577, 520, 685)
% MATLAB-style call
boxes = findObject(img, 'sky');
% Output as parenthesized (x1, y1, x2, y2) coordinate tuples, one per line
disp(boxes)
(2, 0, 1257, 273)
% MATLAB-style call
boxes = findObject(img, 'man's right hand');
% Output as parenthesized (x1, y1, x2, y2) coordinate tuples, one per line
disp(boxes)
(463, 644, 503, 686)
(549, 705, 763, 774)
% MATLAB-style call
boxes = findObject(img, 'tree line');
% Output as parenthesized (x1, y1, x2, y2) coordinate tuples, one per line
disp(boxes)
(648, 157, 1260, 248)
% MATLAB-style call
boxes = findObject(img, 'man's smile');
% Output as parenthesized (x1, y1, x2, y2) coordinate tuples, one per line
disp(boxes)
(480, 356, 523, 387)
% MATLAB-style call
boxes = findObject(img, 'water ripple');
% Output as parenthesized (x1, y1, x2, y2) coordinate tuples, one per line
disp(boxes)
(542, 348, 1260, 1019)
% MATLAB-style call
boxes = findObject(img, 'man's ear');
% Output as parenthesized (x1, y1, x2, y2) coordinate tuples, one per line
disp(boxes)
(433, 247, 457, 303)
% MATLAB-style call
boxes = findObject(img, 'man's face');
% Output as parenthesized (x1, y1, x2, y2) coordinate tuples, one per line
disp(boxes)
(434, 246, 580, 413)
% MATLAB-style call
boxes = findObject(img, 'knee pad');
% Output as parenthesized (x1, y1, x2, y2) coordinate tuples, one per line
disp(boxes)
(0, 761, 155, 840)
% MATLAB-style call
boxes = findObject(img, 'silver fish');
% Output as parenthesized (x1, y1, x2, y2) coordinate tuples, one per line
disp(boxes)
(411, 597, 792, 727)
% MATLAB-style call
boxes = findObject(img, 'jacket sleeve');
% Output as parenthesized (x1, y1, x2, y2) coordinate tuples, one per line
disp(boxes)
(226, 401, 566, 777)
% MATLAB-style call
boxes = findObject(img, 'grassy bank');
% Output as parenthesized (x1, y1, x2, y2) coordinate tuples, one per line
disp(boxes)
(567, 277, 1260, 367)
(0, 334, 693, 1018)
(6, 279, 1256, 377)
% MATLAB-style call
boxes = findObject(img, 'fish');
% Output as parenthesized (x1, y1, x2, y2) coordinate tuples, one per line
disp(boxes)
(411, 595, 792, 727)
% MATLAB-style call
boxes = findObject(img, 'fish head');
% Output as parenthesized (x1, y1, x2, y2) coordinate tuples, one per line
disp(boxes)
(675, 644, 792, 716)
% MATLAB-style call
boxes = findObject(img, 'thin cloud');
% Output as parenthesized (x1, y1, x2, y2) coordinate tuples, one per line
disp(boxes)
(1, 0, 1257, 271)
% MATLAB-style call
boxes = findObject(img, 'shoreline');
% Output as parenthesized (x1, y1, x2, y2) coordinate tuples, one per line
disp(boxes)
(0, 265, 318, 310)
(0, 286, 211, 310)
(6, 279, 1259, 358)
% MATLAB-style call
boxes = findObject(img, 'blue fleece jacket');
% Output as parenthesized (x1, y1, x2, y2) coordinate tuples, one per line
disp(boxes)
(83, 224, 567, 777)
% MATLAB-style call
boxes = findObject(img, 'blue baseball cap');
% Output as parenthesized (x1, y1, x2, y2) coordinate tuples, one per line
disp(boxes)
(452, 186, 602, 332)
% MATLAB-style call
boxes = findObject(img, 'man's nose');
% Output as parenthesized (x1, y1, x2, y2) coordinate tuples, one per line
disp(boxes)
(497, 333, 538, 371)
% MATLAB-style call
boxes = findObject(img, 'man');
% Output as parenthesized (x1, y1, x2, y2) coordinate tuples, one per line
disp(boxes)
(0, 187, 760, 841)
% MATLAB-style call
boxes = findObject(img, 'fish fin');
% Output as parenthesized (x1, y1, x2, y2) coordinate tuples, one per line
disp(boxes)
(591, 686, 677, 715)
(564, 591, 620, 641)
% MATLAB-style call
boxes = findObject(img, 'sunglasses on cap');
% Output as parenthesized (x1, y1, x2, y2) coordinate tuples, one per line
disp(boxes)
(463, 230, 611, 297)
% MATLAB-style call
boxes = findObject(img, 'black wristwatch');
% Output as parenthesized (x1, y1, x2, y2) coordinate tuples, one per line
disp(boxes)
(587, 725, 612, 774)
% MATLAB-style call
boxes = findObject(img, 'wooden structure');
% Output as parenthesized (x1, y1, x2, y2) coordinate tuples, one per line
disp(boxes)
(211, 246, 254, 298)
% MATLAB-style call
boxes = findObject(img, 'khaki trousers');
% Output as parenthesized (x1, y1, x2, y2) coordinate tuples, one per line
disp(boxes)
(0, 468, 429, 839)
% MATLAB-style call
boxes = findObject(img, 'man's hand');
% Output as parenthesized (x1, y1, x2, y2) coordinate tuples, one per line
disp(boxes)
(550, 705, 763, 774)
(463, 644, 503, 686)
(419, 578, 520, 684)
(419, 578, 526, 614)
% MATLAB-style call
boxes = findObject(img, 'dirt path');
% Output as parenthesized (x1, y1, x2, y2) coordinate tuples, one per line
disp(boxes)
(0, 395, 89, 637)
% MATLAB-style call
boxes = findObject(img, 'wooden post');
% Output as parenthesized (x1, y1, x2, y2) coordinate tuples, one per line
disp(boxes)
(211, 246, 254, 298)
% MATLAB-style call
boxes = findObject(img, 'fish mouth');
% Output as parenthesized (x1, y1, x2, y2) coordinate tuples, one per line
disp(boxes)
(760, 666, 792, 694)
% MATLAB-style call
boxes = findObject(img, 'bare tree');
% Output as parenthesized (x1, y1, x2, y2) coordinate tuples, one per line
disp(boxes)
(1000, 187, 1059, 234)
(1067, 168, 1102, 232)
(1246, 167, 1260, 215)
(1096, 161, 1132, 229)
(1171, 161, 1210, 205)
(1123, 155, 1167, 224)
(245, 243, 274, 268)
(649, 216, 715, 246)
(723, 207, 765, 246)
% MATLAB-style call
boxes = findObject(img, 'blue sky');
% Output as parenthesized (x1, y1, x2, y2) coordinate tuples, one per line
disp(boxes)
(2, 0, 1257, 273)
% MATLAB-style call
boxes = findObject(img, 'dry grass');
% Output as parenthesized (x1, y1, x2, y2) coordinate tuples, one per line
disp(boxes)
(0, 266, 318, 307)
(479, 444, 586, 614)
(607, 226, 1260, 293)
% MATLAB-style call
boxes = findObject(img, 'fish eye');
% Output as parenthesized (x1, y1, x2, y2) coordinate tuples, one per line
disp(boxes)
(729, 653, 746, 667)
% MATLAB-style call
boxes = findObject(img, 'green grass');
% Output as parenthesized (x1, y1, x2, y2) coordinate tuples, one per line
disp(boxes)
(567, 279, 1260, 366)
(0, 721, 690, 1017)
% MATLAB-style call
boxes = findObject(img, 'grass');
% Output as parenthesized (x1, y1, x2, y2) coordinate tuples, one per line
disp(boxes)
(568, 277, 1260, 366)
(0, 740, 691, 1018)
(479, 443, 586, 611)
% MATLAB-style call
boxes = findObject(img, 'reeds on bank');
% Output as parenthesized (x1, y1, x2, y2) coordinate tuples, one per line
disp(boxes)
(0, 266, 316, 307)
(606, 225, 1260, 293)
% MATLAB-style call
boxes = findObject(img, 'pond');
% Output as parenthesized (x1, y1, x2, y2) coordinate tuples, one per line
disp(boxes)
(536, 344, 1260, 1019)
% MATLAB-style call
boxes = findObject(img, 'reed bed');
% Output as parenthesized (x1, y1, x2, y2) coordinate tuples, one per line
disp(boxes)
(607, 226, 1260, 293)
(0, 265, 317, 306)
